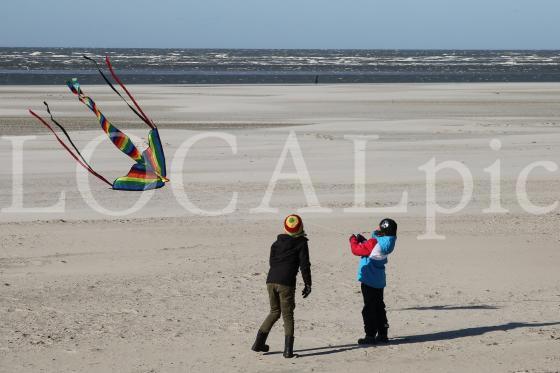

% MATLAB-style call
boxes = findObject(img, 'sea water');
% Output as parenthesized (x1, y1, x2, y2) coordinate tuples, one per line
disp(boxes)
(1, 48, 560, 84)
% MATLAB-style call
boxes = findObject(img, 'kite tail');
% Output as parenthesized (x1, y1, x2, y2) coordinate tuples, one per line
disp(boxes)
(67, 78, 144, 164)
(105, 56, 156, 129)
(82, 55, 153, 129)
(42, 101, 94, 171)
(28, 109, 113, 187)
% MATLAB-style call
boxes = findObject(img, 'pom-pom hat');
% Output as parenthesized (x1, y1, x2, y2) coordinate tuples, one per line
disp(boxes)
(284, 214, 304, 236)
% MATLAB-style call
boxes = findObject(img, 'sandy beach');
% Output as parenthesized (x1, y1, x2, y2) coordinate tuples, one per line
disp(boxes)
(1, 83, 559, 372)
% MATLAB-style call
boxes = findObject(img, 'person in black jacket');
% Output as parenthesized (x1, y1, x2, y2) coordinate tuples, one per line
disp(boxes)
(251, 214, 312, 358)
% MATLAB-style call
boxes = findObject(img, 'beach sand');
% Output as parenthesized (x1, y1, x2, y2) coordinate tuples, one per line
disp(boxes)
(1, 83, 559, 372)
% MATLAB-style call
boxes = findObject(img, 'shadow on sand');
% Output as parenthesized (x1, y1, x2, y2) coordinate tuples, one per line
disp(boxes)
(398, 304, 500, 311)
(263, 321, 560, 358)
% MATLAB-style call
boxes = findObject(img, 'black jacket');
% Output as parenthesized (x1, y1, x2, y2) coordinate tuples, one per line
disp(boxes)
(266, 234, 312, 287)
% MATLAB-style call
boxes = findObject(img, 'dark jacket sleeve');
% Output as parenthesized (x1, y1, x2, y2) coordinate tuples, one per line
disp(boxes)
(269, 241, 275, 266)
(299, 241, 312, 286)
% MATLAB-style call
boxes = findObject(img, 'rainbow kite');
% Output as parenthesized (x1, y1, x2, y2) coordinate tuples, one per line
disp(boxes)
(29, 56, 168, 191)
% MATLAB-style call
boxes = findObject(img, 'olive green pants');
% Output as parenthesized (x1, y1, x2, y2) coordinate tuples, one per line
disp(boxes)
(259, 283, 296, 337)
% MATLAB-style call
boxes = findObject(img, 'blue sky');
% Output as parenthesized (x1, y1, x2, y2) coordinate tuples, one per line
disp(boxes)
(1, 0, 558, 49)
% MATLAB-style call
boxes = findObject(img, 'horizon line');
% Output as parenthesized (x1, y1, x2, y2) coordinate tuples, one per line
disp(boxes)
(2, 46, 560, 52)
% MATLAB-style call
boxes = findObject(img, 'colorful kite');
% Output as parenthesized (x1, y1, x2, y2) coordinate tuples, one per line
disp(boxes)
(29, 56, 168, 191)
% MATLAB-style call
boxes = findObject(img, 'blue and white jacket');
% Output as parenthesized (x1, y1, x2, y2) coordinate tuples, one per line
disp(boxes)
(349, 232, 397, 288)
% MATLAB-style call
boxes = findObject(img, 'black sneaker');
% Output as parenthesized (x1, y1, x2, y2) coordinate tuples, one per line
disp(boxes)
(357, 335, 377, 345)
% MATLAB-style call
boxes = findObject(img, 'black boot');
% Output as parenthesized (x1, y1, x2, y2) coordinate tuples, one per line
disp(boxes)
(283, 335, 295, 358)
(376, 325, 389, 343)
(251, 331, 270, 352)
(357, 335, 377, 345)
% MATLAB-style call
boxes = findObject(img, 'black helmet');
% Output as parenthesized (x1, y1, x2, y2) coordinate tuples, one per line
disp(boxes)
(376, 218, 397, 236)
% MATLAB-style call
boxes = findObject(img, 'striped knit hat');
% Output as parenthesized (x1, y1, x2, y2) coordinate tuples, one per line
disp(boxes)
(284, 214, 304, 237)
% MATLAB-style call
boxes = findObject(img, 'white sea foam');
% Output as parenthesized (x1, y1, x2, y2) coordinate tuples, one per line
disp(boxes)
(1, 48, 560, 83)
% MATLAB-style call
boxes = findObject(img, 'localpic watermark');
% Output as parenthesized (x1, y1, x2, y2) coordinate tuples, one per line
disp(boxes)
(1, 131, 558, 240)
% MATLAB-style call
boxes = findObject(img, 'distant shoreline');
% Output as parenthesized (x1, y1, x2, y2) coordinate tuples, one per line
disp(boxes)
(2, 48, 560, 84)
(4, 72, 560, 85)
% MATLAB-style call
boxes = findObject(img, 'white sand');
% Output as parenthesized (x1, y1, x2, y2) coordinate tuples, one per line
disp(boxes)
(0, 83, 559, 372)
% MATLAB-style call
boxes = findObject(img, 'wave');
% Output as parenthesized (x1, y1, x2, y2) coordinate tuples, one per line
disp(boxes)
(1, 48, 560, 84)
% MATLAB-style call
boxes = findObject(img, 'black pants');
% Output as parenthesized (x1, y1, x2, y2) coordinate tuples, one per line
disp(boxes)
(361, 283, 388, 337)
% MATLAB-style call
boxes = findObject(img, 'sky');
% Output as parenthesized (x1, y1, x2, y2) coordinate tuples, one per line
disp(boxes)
(1, 0, 559, 49)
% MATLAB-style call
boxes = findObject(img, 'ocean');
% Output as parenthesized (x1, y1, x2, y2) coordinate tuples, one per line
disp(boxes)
(1, 48, 560, 85)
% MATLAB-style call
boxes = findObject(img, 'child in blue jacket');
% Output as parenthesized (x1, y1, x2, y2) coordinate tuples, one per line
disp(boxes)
(349, 218, 397, 344)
